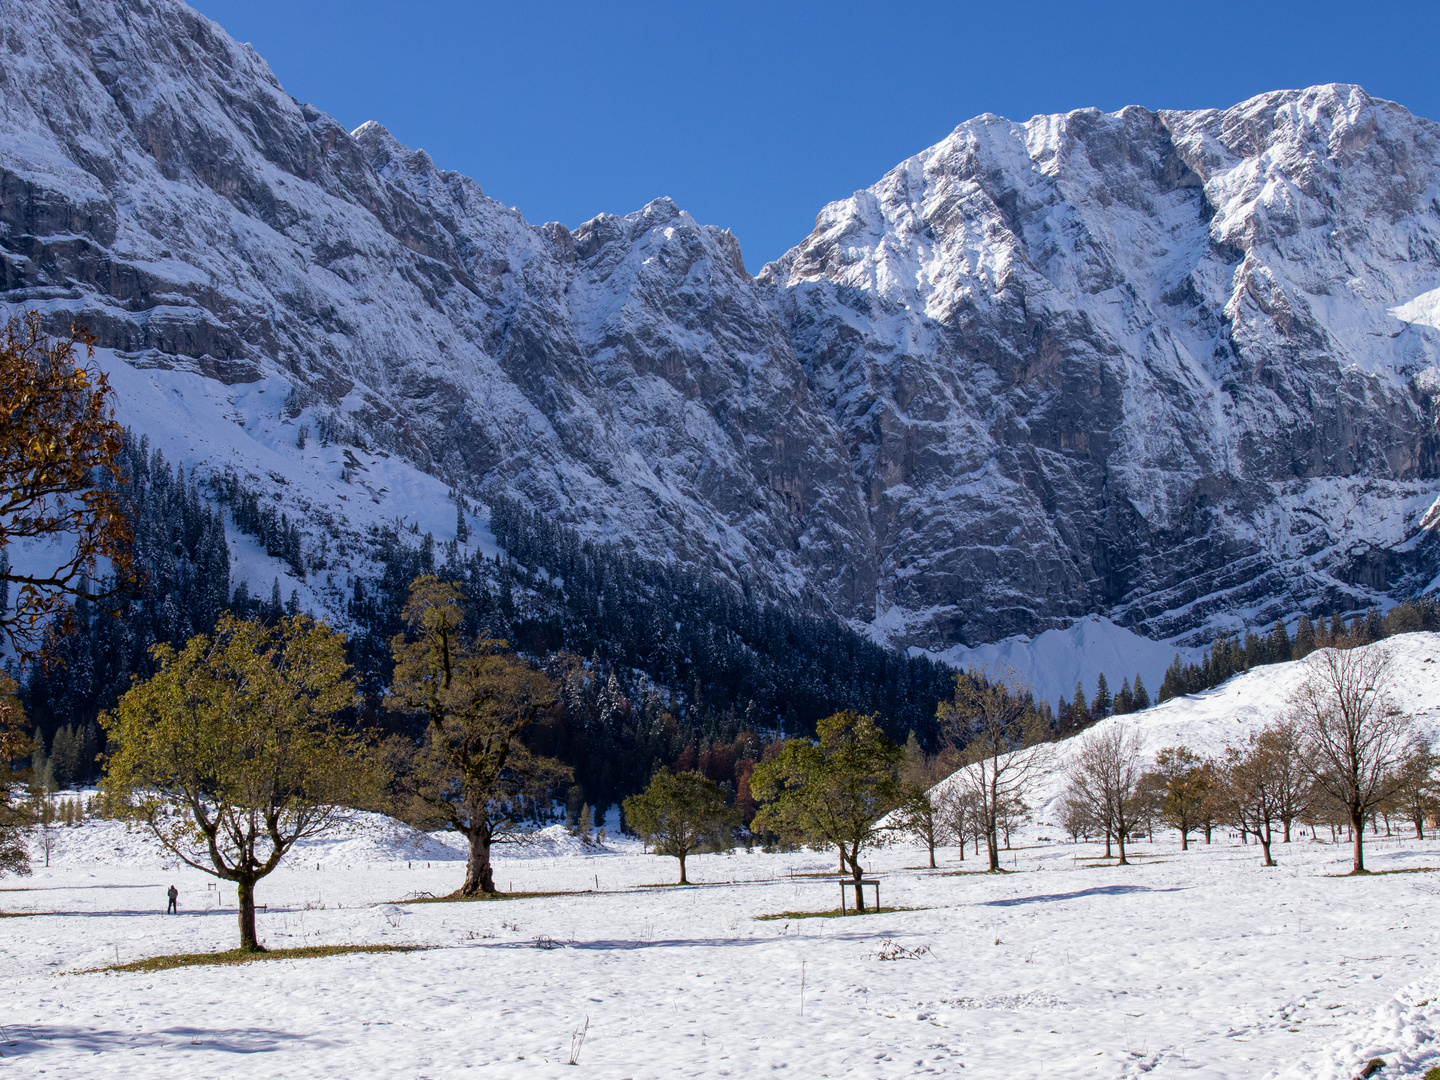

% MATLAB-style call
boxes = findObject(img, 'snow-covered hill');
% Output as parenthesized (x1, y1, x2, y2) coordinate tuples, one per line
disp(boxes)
(2, 0, 1439, 657)
(931, 632, 1440, 822)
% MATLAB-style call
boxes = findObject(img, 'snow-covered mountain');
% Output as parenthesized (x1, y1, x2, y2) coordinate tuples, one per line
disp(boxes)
(3, 0, 1439, 653)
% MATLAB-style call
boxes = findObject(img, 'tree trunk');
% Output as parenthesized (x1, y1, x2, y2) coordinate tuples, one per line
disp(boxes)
(677, 850, 688, 885)
(986, 826, 1000, 871)
(1258, 823, 1274, 867)
(927, 835, 936, 869)
(1350, 809, 1367, 873)
(1103, 829, 1112, 859)
(851, 862, 866, 913)
(237, 876, 262, 952)
(1204, 823, 1212, 844)
(1180, 829, 1189, 851)
(461, 829, 496, 895)
(1116, 828, 1128, 866)
(1282, 818, 1291, 843)
(1414, 813, 1425, 841)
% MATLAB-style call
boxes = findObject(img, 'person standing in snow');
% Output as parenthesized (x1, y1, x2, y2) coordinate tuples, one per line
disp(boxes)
(166, 884, 178, 914)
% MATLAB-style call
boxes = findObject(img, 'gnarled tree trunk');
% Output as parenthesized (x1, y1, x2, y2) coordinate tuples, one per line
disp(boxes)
(236, 876, 262, 952)
(461, 828, 496, 895)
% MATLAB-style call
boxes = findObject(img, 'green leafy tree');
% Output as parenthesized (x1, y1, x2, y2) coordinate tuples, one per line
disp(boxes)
(102, 614, 381, 951)
(386, 577, 569, 896)
(622, 770, 738, 884)
(751, 711, 904, 911)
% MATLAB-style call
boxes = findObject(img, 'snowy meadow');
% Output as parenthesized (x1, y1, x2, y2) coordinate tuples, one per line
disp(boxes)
(6, 634, 1440, 1079)
(2, 811, 1438, 1079)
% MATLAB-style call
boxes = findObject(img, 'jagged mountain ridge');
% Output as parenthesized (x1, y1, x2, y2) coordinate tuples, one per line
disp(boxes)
(1, 0, 1438, 651)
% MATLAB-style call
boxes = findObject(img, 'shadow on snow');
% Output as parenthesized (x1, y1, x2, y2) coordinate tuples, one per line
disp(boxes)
(0, 1023, 337, 1056)
(980, 885, 1190, 907)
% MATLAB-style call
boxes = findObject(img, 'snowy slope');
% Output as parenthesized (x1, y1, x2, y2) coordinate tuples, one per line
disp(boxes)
(0, 0, 1438, 657)
(921, 614, 1205, 709)
(929, 631, 1440, 823)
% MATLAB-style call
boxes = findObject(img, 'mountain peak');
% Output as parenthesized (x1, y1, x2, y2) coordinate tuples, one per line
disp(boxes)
(0, 2, 1435, 652)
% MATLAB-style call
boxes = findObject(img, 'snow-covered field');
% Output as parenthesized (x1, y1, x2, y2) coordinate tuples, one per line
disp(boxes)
(2, 812, 1439, 1078)
(5, 635, 1440, 1078)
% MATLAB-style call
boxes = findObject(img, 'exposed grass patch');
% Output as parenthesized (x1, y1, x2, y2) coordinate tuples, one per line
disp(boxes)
(1328, 866, 1440, 877)
(96, 944, 422, 973)
(756, 906, 927, 921)
(0, 910, 46, 917)
(780, 870, 853, 879)
(634, 881, 730, 889)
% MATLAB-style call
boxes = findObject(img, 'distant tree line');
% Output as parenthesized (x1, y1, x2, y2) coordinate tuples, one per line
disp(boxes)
(1156, 602, 1440, 703)
(1059, 646, 1433, 874)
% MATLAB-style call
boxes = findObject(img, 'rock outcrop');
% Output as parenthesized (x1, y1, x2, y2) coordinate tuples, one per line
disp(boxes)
(2, 0, 1438, 648)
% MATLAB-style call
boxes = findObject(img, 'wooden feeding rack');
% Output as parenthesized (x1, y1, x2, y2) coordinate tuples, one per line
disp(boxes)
(838, 878, 880, 914)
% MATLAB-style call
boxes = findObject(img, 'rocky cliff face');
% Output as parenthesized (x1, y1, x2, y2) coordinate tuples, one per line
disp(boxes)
(764, 91, 1440, 643)
(2, 0, 1438, 649)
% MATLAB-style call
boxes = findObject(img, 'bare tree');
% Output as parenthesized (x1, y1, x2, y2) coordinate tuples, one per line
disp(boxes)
(935, 783, 982, 861)
(1387, 741, 1437, 840)
(937, 669, 1052, 871)
(1064, 726, 1145, 864)
(893, 751, 950, 868)
(1290, 647, 1412, 874)
(1217, 726, 1300, 867)
(996, 792, 1028, 850)
(1266, 722, 1310, 843)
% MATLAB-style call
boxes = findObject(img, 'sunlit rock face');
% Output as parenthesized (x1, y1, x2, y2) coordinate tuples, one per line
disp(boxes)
(2, 0, 1438, 647)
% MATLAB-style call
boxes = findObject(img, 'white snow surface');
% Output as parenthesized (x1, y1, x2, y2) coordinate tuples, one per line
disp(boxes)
(6, 805, 1440, 1077)
(5, 635, 1440, 1077)
(930, 631, 1440, 826)
(922, 615, 1204, 708)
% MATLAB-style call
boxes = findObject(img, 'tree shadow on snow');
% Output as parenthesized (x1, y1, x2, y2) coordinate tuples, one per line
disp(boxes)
(486, 934, 835, 952)
(0, 1023, 337, 1057)
(39, 907, 243, 919)
(980, 885, 1190, 907)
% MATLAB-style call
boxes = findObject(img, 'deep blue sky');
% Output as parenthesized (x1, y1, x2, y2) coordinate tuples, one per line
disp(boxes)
(191, 1, 1440, 270)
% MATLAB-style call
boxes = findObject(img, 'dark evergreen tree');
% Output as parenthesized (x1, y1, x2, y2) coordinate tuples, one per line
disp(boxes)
(1293, 615, 1316, 658)
(1132, 674, 1150, 711)
(1091, 673, 1112, 718)
(1269, 618, 1292, 663)
(1113, 677, 1133, 716)
(1071, 682, 1089, 729)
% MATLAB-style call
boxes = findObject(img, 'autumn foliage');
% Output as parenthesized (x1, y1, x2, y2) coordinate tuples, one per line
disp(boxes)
(0, 313, 131, 659)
